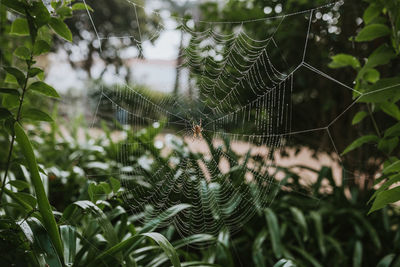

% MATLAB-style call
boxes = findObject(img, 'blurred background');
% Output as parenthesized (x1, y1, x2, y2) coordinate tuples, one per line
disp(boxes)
(1, 0, 400, 266)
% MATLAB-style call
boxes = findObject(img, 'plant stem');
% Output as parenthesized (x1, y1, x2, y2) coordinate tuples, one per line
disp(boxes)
(0, 57, 33, 201)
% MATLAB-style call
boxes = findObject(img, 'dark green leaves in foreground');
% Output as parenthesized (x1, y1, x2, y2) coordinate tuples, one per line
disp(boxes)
(14, 122, 64, 262)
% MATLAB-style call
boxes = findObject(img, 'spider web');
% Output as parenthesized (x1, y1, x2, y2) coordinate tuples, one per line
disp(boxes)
(77, 0, 400, 240)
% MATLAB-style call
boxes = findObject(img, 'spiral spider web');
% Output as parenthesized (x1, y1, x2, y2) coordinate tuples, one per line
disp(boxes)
(78, 0, 400, 239)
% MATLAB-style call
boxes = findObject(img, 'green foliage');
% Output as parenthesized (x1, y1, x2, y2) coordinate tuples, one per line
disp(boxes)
(329, 0, 400, 213)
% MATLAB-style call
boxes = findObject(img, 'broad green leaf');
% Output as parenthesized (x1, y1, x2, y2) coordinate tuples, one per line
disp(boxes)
(2, 94, 19, 109)
(109, 177, 121, 193)
(15, 192, 37, 208)
(142, 232, 181, 267)
(33, 40, 51, 56)
(60, 225, 76, 265)
(378, 137, 398, 154)
(355, 24, 391, 42)
(28, 67, 44, 78)
(21, 108, 53, 122)
(0, 107, 13, 120)
(370, 174, 400, 202)
(29, 81, 60, 98)
(352, 111, 368, 125)
(359, 77, 400, 103)
(342, 135, 379, 155)
(1, 0, 26, 14)
(328, 54, 360, 69)
(380, 103, 400, 120)
(353, 241, 363, 267)
(56, 6, 73, 17)
(365, 45, 395, 69)
(265, 208, 282, 258)
(30, 1, 51, 27)
(14, 122, 64, 261)
(9, 180, 30, 191)
(363, 68, 380, 83)
(4, 67, 25, 86)
(0, 88, 20, 96)
(14, 47, 31, 60)
(49, 17, 73, 42)
(19, 218, 63, 267)
(10, 18, 29, 36)
(72, 3, 94, 12)
(369, 187, 400, 214)
(376, 254, 396, 267)
(363, 3, 382, 24)
(384, 122, 400, 138)
(382, 160, 400, 174)
(252, 229, 268, 267)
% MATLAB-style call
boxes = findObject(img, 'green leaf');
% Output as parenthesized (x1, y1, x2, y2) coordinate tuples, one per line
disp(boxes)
(273, 259, 295, 267)
(2, 94, 19, 109)
(0, 108, 13, 120)
(4, 67, 25, 87)
(382, 160, 400, 174)
(56, 6, 73, 17)
(363, 3, 382, 24)
(370, 174, 400, 202)
(0, 88, 20, 96)
(19, 217, 63, 267)
(15, 192, 37, 208)
(328, 54, 360, 69)
(109, 177, 120, 193)
(14, 122, 64, 261)
(265, 208, 282, 258)
(28, 67, 44, 78)
(21, 108, 53, 122)
(142, 232, 181, 267)
(365, 45, 395, 69)
(29, 81, 59, 98)
(369, 187, 400, 214)
(49, 17, 72, 42)
(359, 77, 400, 103)
(380, 103, 400, 120)
(363, 68, 380, 83)
(10, 18, 29, 36)
(89, 204, 191, 266)
(352, 111, 368, 125)
(353, 241, 363, 267)
(60, 225, 76, 266)
(378, 137, 398, 154)
(355, 24, 391, 42)
(376, 254, 396, 267)
(310, 211, 326, 256)
(9, 180, 30, 191)
(342, 135, 379, 155)
(290, 207, 308, 241)
(33, 40, 51, 56)
(72, 3, 94, 12)
(14, 47, 31, 60)
(30, 1, 51, 27)
(1, 0, 26, 14)
(384, 122, 400, 138)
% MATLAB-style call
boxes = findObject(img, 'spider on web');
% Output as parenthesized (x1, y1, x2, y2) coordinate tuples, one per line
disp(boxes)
(192, 119, 203, 140)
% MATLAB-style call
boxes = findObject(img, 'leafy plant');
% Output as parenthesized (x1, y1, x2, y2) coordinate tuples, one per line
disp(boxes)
(329, 0, 400, 213)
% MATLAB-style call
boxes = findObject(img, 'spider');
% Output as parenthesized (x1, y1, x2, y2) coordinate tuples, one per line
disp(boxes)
(192, 119, 203, 140)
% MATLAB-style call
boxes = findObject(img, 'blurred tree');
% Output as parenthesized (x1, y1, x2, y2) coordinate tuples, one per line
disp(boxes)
(61, 0, 161, 83)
